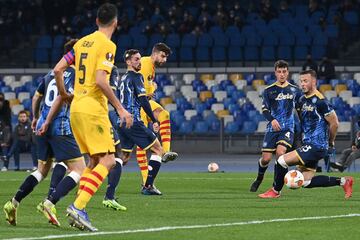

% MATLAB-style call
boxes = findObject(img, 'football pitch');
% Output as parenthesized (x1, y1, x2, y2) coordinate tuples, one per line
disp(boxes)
(0, 171, 359, 240)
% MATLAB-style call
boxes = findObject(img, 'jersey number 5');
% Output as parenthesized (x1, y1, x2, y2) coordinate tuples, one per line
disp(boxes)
(79, 53, 88, 84)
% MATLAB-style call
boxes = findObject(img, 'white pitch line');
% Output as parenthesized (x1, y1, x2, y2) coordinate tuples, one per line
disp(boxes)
(3, 213, 360, 240)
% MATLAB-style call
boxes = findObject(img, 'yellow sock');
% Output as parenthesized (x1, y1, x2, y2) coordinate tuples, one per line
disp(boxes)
(77, 167, 92, 195)
(158, 110, 171, 152)
(74, 164, 108, 210)
(136, 147, 148, 184)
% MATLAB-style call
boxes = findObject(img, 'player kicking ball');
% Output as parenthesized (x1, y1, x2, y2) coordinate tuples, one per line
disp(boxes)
(258, 70, 353, 199)
(113, 49, 178, 195)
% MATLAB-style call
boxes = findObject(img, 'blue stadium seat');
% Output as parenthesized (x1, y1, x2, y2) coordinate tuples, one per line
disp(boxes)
(209, 119, 220, 133)
(166, 33, 181, 48)
(197, 33, 213, 48)
(225, 122, 239, 134)
(225, 25, 240, 38)
(244, 46, 259, 61)
(168, 48, 177, 62)
(181, 33, 197, 47)
(53, 35, 65, 48)
(296, 33, 312, 46)
(178, 121, 193, 134)
(262, 34, 278, 46)
(245, 32, 261, 47)
(195, 103, 207, 115)
(196, 47, 210, 62)
(22, 99, 32, 111)
(117, 34, 132, 48)
(231, 90, 246, 101)
(310, 11, 325, 24)
(263, 73, 275, 83)
(278, 33, 295, 46)
(229, 34, 245, 47)
(313, 33, 328, 46)
(261, 46, 275, 61)
(212, 47, 226, 61)
(228, 103, 240, 114)
(344, 11, 359, 25)
(223, 98, 235, 108)
(308, 25, 322, 38)
(129, 26, 141, 38)
(225, 85, 237, 96)
(213, 33, 229, 47)
(240, 121, 257, 134)
(353, 104, 360, 114)
(50, 48, 62, 64)
(194, 121, 209, 134)
(133, 34, 148, 49)
(205, 97, 217, 108)
(209, 26, 224, 38)
(277, 46, 292, 60)
(148, 33, 164, 48)
(227, 46, 243, 61)
(34, 48, 49, 64)
(311, 45, 326, 60)
(37, 35, 52, 49)
(179, 47, 194, 62)
(325, 25, 339, 38)
(294, 46, 308, 60)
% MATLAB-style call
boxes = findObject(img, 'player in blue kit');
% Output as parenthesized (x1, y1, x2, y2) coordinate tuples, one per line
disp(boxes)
(259, 69, 353, 199)
(113, 49, 178, 195)
(250, 60, 302, 192)
(3, 39, 87, 227)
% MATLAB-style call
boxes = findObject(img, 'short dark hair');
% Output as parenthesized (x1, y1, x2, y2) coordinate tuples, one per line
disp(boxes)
(18, 110, 28, 116)
(300, 69, 317, 78)
(63, 39, 78, 54)
(97, 3, 118, 26)
(152, 43, 172, 56)
(274, 60, 289, 70)
(123, 49, 140, 62)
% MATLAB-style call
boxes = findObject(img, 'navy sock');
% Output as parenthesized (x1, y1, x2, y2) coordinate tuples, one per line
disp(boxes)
(48, 164, 67, 198)
(14, 175, 39, 203)
(304, 175, 341, 188)
(257, 160, 268, 181)
(105, 161, 122, 200)
(48, 173, 78, 204)
(145, 158, 161, 187)
(273, 161, 288, 192)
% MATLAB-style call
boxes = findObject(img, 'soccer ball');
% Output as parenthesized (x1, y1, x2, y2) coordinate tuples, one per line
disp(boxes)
(284, 170, 304, 189)
(208, 162, 219, 173)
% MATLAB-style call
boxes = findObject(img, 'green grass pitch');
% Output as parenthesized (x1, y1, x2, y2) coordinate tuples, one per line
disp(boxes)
(0, 171, 359, 240)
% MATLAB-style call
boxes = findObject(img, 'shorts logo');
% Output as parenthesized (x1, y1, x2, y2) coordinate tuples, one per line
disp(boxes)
(106, 52, 114, 61)
(96, 125, 104, 134)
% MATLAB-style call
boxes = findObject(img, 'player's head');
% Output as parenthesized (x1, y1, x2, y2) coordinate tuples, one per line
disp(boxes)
(152, 43, 171, 67)
(18, 110, 28, 123)
(63, 39, 78, 54)
(96, 3, 118, 33)
(299, 69, 317, 95)
(124, 49, 141, 72)
(274, 60, 289, 84)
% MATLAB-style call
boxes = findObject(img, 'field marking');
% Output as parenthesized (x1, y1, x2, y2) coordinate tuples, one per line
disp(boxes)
(3, 213, 360, 240)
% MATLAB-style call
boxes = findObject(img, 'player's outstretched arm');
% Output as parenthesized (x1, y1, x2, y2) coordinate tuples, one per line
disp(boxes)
(37, 96, 63, 136)
(31, 93, 43, 130)
(54, 58, 72, 104)
(95, 70, 133, 128)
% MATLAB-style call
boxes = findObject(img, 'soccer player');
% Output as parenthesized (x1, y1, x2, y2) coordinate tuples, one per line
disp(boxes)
(250, 60, 302, 192)
(258, 70, 353, 199)
(3, 39, 87, 227)
(53, 3, 132, 231)
(136, 43, 173, 186)
(116, 49, 178, 195)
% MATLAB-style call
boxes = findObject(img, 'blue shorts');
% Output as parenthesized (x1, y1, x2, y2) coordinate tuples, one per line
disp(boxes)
(36, 135, 82, 162)
(109, 111, 120, 146)
(262, 130, 294, 152)
(295, 144, 327, 170)
(116, 121, 157, 152)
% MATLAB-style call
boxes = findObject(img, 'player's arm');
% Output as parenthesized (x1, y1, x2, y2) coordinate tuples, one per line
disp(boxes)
(31, 76, 45, 130)
(54, 51, 74, 104)
(36, 96, 63, 136)
(262, 89, 281, 131)
(325, 111, 339, 147)
(321, 99, 339, 147)
(95, 70, 133, 128)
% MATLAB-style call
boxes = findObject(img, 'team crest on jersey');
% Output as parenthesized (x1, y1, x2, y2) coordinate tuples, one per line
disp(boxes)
(96, 125, 104, 134)
(302, 103, 315, 112)
(106, 52, 114, 61)
(275, 93, 293, 100)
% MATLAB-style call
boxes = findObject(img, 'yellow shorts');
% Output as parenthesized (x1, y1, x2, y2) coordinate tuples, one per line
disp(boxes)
(70, 112, 115, 155)
(140, 100, 164, 125)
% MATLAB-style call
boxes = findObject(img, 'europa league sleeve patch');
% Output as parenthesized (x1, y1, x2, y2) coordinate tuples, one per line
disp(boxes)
(106, 52, 114, 61)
